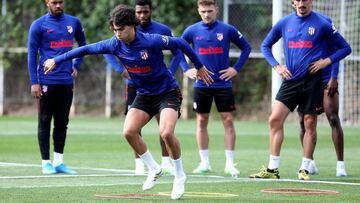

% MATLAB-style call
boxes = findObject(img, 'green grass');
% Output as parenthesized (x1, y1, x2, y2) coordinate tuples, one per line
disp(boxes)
(0, 116, 359, 202)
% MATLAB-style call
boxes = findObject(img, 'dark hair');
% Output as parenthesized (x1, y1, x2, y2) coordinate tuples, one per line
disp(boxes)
(135, 0, 152, 9)
(108, 4, 139, 28)
(197, 0, 216, 7)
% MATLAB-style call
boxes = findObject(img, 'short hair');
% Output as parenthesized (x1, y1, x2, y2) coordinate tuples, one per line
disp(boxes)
(108, 4, 139, 28)
(135, 0, 153, 9)
(197, 0, 216, 7)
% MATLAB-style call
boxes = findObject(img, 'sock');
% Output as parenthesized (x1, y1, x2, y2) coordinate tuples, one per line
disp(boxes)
(337, 161, 345, 169)
(42, 160, 51, 167)
(199, 149, 210, 166)
(225, 150, 235, 167)
(299, 157, 312, 171)
(53, 152, 63, 167)
(135, 158, 144, 167)
(268, 155, 280, 170)
(161, 156, 171, 167)
(172, 157, 186, 178)
(139, 150, 161, 173)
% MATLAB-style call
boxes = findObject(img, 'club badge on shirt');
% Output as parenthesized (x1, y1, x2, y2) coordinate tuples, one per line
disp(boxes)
(308, 27, 316, 36)
(162, 35, 169, 45)
(67, 26, 73, 34)
(140, 50, 149, 60)
(217, 33, 223, 41)
(42, 85, 48, 93)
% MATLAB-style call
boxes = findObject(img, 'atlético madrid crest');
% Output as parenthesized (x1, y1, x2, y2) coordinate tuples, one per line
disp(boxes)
(217, 33, 224, 41)
(308, 27, 315, 35)
(67, 26, 73, 34)
(140, 50, 149, 60)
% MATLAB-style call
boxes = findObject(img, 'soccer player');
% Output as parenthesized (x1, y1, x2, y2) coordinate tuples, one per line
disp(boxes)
(104, 0, 191, 176)
(27, 0, 86, 175)
(43, 4, 213, 199)
(181, 0, 251, 177)
(249, 0, 351, 180)
(298, 57, 347, 177)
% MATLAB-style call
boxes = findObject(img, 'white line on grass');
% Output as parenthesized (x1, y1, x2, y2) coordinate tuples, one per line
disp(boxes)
(1, 162, 360, 188)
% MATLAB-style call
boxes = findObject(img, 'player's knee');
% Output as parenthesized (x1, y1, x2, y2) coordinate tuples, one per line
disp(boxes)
(328, 114, 340, 127)
(269, 115, 282, 128)
(123, 128, 138, 140)
(160, 131, 173, 142)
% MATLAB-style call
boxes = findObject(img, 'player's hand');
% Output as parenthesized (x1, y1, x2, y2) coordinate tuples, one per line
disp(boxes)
(326, 78, 338, 96)
(31, 84, 42, 98)
(43, 59, 56, 74)
(309, 58, 331, 74)
(219, 67, 237, 81)
(197, 66, 214, 86)
(121, 69, 130, 79)
(184, 68, 197, 80)
(72, 68, 78, 78)
(274, 64, 292, 80)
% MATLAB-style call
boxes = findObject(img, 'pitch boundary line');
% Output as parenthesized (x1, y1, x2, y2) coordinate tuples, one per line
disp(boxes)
(1, 162, 360, 187)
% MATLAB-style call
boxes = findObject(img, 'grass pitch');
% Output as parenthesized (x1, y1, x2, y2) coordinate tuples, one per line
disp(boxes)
(0, 116, 359, 202)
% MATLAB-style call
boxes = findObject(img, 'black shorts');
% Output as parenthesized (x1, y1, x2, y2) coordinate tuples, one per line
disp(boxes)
(124, 83, 137, 115)
(130, 88, 182, 118)
(193, 87, 236, 113)
(277, 72, 323, 115)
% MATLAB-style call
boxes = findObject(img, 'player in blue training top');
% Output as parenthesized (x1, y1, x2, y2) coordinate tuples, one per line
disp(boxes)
(27, 0, 86, 175)
(43, 5, 213, 200)
(249, 0, 351, 180)
(296, 8, 348, 177)
(103, 0, 192, 176)
(298, 46, 348, 177)
(182, 0, 251, 178)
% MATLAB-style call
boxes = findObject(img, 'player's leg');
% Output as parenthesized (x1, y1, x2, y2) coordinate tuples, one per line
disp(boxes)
(193, 88, 213, 173)
(157, 88, 186, 200)
(125, 94, 162, 190)
(52, 84, 76, 174)
(298, 111, 305, 148)
(250, 80, 298, 179)
(323, 87, 347, 176)
(155, 114, 174, 175)
(214, 88, 238, 177)
(298, 73, 323, 180)
(298, 110, 318, 175)
(249, 100, 289, 179)
(125, 83, 145, 175)
(38, 84, 56, 174)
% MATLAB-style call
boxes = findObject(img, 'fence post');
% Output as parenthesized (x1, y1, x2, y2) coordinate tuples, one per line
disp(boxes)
(271, 0, 283, 104)
(0, 51, 3, 115)
(105, 64, 112, 118)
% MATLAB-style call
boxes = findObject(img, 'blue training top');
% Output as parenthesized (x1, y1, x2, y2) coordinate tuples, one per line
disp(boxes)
(182, 20, 251, 88)
(104, 20, 189, 85)
(54, 31, 203, 95)
(261, 11, 351, 82)
(28, 12, 86, 85)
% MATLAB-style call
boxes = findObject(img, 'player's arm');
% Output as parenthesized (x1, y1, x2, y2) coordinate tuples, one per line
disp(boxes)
(261, 22, 292, 79)
(179, 28, 200, 80)
(310, 22, 352, 74)
(103, 54, 125, 74)
(27, 20, 42, 98)
(220, 27, 251, 81)
(72, 19, 87, 77)
(157, 35, 213, 85)
(169, 49, 190, 75)
(44, 39, 116, 74)
(163, 29, 190, 75)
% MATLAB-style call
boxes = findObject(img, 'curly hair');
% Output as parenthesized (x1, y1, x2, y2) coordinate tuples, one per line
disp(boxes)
(108, 4, 139, 29)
